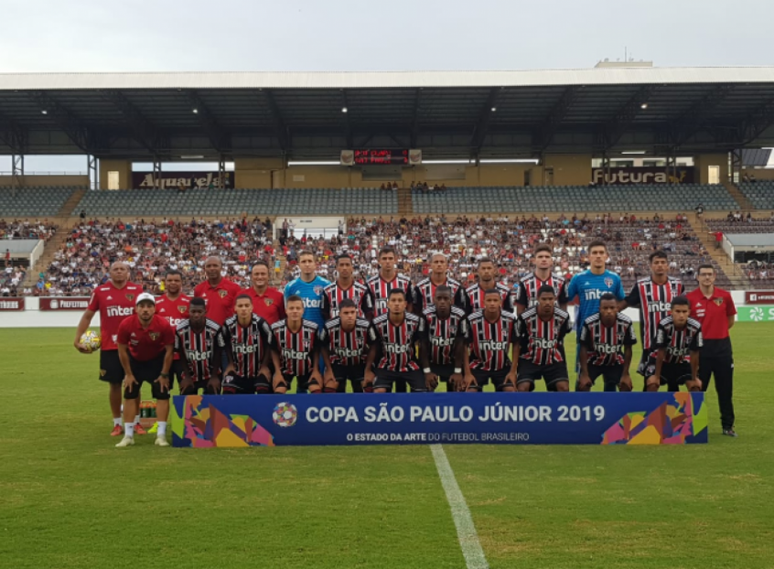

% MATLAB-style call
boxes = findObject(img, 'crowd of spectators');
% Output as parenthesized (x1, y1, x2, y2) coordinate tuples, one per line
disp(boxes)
(0, 219, 58, 241)
(744, 260, 774, 283)
(410, 181, 447, 193)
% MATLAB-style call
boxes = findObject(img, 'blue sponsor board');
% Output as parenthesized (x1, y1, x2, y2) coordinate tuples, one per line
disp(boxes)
(171, 392, 707, 447)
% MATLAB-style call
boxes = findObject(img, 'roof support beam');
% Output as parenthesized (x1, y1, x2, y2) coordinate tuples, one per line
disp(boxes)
(410, 88, 422, 148)
(30, 91, 94, 152)
(670, 84, 735, 147)
(0, 110, 27, 153)
(340, 90, 353, 148)
(103, 90, 168, 155)
(594, 85, 655, 151)
(532, 86, 579, 153)
(263, 90, 290, 152)
(470, 87, 502, 154)
(186, 90, 230, 153)
(736, 95, 774, 146)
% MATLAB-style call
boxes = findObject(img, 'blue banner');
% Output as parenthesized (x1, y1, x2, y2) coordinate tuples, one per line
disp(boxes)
(171, 392, 708, 447)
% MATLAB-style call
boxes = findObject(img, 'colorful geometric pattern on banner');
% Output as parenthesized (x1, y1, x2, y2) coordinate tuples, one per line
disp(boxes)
(171, 392, 707, 447)
(737, 305, 774, 322)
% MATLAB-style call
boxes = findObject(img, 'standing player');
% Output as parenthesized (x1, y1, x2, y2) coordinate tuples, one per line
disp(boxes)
(74, 261, 143, 436)
(567, 240, 625, 371)
(619, 251, 683, 389)
(364, 289, 430, 393)
(514, 286, 573, 392)
(174, 298, 221, 395)
(645, 297, 703, 392)
(320, 299, 371, 393)
(465, 257, 513, 314)
(270, 295, 323, 394)
(513, 244, 568, 316)
(463, 290, 519, 392)
(284, 250, 330, 332)
(687, 265, 737, 436)
(578, 293, 637, 392)
(115, 293, 175, 448)
(321, 254, 374, 321)
(155, 269, 191, 391)
(239, 261, 285, 325)
(216, 295, 274, 394)
(366, 247, 415, 392)
(194, 256, 242, 326)
(423, 286, 468, 391)
(413, 253, 469, 312)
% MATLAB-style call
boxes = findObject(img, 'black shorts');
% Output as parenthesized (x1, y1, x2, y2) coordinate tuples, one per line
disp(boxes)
(587, 363, 623, 386)
(469, 368, 514, 392)
(644, 360, 693, 386)
(173, 361, 217, 394)
(222, 372, 271, 394)
(99, 350, 124, 384)
(331, 364, 365, 382)
(373, 368, 426, 392)
(517, 360, 569, 390)
(124, 354, 171, 400)
(431, 364, 457, 382)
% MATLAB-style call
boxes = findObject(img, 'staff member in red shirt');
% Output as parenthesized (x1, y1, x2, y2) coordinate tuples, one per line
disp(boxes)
(238, 261, 286, 325)
(115, 293, 175, 448)
(686, 264, 738, 437)
(193, 256, 241, 326)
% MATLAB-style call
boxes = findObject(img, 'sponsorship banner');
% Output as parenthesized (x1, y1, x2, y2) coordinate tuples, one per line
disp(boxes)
(171, 392, 708, 447)
(131, 171, 234, 189)
(39, 297, 90, 311)
(591, 167, 695, 185)
(745, 291, 774, 305)
(0, 297, 25, 311)
(737, 305, 774, 322)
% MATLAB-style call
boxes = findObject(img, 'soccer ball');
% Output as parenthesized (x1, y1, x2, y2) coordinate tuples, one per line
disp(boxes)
(80, 330, 101, 352)
(272, 402, 298, 428)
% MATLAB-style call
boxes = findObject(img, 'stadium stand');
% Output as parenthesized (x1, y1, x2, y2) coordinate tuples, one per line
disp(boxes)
(705, 216, 774, 235)
(0, 187, 77, 217)
(737, 182, 774, 210)
(412, 184, 739, 214)
(71, 188, 398, 217)
(0, 219, 58, 241)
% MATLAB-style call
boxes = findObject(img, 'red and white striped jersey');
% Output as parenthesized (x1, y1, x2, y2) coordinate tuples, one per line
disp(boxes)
(321, 280, 373, 320)
(366, 273, 414, 317)
(423, 305, 469, 366)
(319, 317, 371, 367)
(465, 282, 513, 314)
(271, 319, 319, 377)
(580, 313, 637, 366)
(625, 276, 684, 350)
(216, 314, 273, 378)
(175, 318, 220, 382)
(512, 272, 568, 309)
(516, 307, 572, 366)
(466, 310, 518, 372)
(413, 276, 469, 312)
(654, 316, 703, 364)
(368, 312, 425, 372)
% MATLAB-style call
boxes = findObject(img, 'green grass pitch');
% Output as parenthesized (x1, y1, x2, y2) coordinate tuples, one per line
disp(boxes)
(0, 325, 772, 568)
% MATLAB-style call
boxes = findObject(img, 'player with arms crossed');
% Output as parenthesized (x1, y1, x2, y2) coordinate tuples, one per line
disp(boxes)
(465, 257, 513, 314)
(618, 251, 683, 389)
(463, 289, 519, 392)
(216, 294, 274, 394)
(270, 295, 323, 394)
(155, 270, 191, 391)
(645, 296, 703, 392)
(174, 297, 221, 395)
(320, 299, 371, 393)
(423, 286, 469, 391)
(321, 254, 374, 321)
(413, 252, 469, 312)
(74, 261, 143, 436)
(364, 289, 430, 393)
(578, 293, 637, 392)
(514, 286, 573, 392)
(115, 293, 175, 448)
(513, 244, 568, 316)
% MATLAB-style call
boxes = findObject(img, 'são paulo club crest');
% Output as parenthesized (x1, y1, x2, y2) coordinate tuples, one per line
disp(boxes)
(314, 285, 323, 296)
(125, 293, 135, 301)
(272, 402, 298, 428)
(264, 297, 274, 306)
(218, 289, 228, 298)
(604, 278, 614, 288)
(178, 305, 187, 313)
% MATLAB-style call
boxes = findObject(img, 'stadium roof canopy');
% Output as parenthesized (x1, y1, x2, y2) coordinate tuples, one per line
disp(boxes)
(2, 67, 774, 161)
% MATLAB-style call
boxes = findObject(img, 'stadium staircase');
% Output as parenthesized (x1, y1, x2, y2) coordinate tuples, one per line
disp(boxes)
(397, 187, 413, 217)
(21, 230, 70, 290)
(56, 189, 87, 217)
(722, 180, 754, 211)
(689, 213, 750, 289)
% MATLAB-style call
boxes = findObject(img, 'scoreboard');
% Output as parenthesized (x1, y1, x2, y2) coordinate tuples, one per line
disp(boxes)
(353, 149, 409, 165)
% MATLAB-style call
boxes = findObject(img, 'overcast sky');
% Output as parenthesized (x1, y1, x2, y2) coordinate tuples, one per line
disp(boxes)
(2, 0, 774, 172)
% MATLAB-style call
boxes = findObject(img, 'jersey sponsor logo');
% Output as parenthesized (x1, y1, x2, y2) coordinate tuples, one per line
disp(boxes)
(584, 289, 604, 300)
(648, 301, 672, 313)
(166, 317, 185, 327)
(596, 343, 621, 355)
(531, 338, 557, 350)
(282, 348, 309, 360)
(302, 298, 321, 308)
(187, 350, 212, 362)
(233, 343, 261, 354)
(479, 340, 509, 351)
(430, 336, 455, 347)
(665, 345, 688, 358)
(334, 347, 364, 358)
(106, 306, 133, 317)
(384, 343, 413, 354)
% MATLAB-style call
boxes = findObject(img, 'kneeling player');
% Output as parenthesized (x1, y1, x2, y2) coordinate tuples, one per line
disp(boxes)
(423, 286, 468, 391)
(320, 299, 371, 393)
(216, 294, 274, 394)
(578, 293, 637, 392)
(175, 298, 222, 395)
(115, 293, 175, 448)
(515, 285, 572, 392)
(364, 289, 430, 393)
(645, 297, 703, 392)
(271, 295, 323, 394)
(462, 289, 519, 392)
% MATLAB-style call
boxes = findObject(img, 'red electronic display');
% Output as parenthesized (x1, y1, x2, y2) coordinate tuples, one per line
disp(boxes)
(353, 149, 409, 165)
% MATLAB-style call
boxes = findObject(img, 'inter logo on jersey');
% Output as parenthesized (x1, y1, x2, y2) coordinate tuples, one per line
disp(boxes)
(517, 307, 572, 366)
(320, 317, 370, 367)
(216, 314, 273, 378)
(368, 312, 424, 372)
(424, 305, 469, 365)
(366, 274, 413, 317)
(466, 310, 518, 371)
(580, 313, 637, 366)
(654, 316, 703, 364)
(176, 318, 220, 382)
(272, 319, 319, 377)
(626, 276, 684, 350)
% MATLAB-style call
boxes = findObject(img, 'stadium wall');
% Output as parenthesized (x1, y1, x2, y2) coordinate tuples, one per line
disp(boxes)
(0, 174, 89, 187)
(98, 159, 132, 189)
